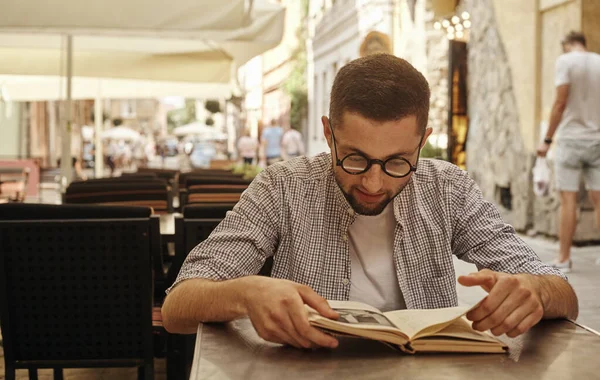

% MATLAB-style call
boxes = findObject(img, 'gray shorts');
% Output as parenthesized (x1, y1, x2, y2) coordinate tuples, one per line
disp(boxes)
(554, 139, 600, 191)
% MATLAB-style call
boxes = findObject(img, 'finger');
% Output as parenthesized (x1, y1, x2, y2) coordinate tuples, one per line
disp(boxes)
(458, 271, 497, 292)
(485, 290, 537, 336)
(467, 276, 517, 323)
(298, 286, 339, 320)
(250, 315, 304, 348)
(261, 323, 305, 348)
(288, 300, 339, 348)
(506, 306, 544, 338)
(279, 312, 312, 348)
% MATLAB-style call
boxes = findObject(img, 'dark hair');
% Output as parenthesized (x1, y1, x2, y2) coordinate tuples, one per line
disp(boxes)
(563, 31, 586, 47)
(329, 54, 430, 134)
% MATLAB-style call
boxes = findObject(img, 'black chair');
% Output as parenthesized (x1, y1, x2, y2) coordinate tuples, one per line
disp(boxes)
(184, 176, 250, 187)
(65, 181, 173, 214)
(0, 204, 155, 380)
(178, 177, 248, 208)
(85, 173, 159, 183)
(171, 203, 272, 287)
(136, 168, 178, 184)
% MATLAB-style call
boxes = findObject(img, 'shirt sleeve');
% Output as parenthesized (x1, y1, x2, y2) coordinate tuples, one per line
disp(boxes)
(555, 55, 570, 87)
(167, 169, 282, 292)
(450, 170, 567, 280)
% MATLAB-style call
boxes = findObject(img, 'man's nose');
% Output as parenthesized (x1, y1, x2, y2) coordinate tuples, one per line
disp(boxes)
(361, 163, 384, 193)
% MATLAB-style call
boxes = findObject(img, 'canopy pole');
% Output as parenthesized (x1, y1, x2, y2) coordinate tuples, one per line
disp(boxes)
(60, 35, 73, 187)
(94, 82, 104, 178)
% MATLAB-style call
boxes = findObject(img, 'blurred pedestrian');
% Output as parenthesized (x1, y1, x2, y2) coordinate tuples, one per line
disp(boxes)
(537, 31, 600, 272)
(105, 139, 118, 177)
(281, 125, 305, 160)
(237, 129, 259, 165)
(260, 118, 284, 165)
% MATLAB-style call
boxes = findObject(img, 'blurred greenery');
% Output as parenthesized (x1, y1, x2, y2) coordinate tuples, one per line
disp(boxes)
(283, 0, 309, 131)
(166, 99, 196, 132)
(231, 163, 263, 180)
(205, 99, 221, 114)
(420, 141, 445, 159)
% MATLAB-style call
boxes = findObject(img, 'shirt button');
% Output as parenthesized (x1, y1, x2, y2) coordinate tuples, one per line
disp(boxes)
(342, 233, 348, 241)
(347, 208, 354, 216)
(342, 278, 350, 285)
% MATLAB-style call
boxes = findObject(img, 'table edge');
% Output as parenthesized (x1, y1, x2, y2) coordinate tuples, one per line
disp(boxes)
(190, 323, 204, 380)
(567, 318, 600, 337)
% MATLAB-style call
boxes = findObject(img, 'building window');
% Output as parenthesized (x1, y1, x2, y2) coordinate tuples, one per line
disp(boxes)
(496, 185, 512, 211)
(120, 100, 136, 118)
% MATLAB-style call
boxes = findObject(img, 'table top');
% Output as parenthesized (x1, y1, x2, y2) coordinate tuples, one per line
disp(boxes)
(190, 318, 600, 380)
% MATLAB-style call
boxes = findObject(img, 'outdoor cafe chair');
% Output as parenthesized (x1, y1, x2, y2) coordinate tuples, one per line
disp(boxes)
(0, 203, 155, 380)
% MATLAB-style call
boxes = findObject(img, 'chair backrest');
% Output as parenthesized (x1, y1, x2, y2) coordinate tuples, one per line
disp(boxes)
(184, 175, 250, 187)
(171, 203, 272, 284)
(66, 180, 173, 213)
(70, 175, 163, 185)
(178, 170, 242, 187)
(136, 167, 179, 183)
(0, 204, 154, 369)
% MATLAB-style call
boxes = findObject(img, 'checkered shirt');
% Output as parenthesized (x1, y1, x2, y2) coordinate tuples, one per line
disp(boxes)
(170, 153, 566, 309)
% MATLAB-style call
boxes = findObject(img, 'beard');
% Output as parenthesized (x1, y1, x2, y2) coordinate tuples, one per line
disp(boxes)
(334, 173, 407, 216)
(343, 189, 392, 215)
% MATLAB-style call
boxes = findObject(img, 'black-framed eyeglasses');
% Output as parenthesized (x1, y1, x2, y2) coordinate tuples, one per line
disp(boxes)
(329, 123, 422, 178)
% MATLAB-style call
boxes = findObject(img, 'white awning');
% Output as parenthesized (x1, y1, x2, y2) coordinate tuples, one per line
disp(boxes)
(0, 75, 237, 101)
(0, 1, 285, 83)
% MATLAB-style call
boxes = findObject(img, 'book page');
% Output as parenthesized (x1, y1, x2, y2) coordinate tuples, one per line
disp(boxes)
(327, 300, 383, 314)
(429, 317, 500, 343)
(383, 305, 472, 340)
(308, 300, 395, 329)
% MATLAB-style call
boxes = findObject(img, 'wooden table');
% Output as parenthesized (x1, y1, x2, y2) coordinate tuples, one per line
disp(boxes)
(190, 318, 600, 380)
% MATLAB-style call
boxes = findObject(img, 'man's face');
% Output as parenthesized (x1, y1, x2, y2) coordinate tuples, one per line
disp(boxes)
(323, 112, 432, 216)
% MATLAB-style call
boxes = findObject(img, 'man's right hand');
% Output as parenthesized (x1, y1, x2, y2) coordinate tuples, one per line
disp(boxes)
(241, 276, 340, 349)
(536, 142, 550, 157)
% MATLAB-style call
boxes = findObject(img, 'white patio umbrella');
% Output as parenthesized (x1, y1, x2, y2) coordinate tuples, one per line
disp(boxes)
(101, 126, 141, 142)
(0, 0, 285, 182)
(173, 122, 215, 137)
(207, 132, 229, 141)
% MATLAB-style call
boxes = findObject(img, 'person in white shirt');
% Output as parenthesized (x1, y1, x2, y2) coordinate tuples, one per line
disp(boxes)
(237, 129, 259, 165)
(537, 31, 600, 272)
(281, 127, 306, 161)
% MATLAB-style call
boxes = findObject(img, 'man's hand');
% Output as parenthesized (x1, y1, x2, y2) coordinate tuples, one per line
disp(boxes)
(241, 276, 340, 349)
(458, 269, 544, 338)
(536, 142, 550, 157)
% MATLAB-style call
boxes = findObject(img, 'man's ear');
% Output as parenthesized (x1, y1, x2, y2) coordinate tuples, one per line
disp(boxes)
(322, 116, 333, 149)
(420, 127, 433, 148)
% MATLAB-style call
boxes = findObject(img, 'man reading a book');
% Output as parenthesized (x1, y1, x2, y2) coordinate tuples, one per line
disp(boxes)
(162, 54, 578, 349)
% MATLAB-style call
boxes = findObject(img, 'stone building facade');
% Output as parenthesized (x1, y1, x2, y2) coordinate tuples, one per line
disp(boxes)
(307, 0, 450, 155)
(459, 0, 600, 240)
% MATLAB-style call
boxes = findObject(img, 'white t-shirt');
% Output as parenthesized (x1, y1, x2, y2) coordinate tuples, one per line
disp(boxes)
(555, 51, 600, 141)
(237, 136, 258, 159)
(281, 129, 305, 156)
(348, 204, 406, 312)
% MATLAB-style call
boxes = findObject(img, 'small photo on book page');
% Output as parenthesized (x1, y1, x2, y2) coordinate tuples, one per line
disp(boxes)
(334, 309, 396, 328)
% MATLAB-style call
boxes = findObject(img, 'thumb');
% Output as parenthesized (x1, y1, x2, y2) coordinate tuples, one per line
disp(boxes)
(298, 286, 339, 320)
(458, 270, 497, 293)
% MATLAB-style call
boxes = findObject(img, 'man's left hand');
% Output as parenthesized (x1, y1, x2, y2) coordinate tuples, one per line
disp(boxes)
(458, 269, 544, 338)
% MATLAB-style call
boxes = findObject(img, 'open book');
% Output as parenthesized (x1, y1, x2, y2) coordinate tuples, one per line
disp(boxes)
(308, 300, 508, 354)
